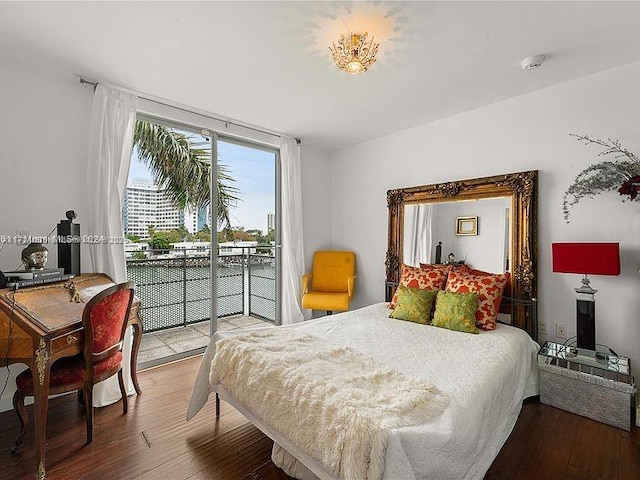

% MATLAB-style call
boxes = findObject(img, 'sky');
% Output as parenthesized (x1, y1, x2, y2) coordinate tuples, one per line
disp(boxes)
(218, 140, 276, 232)
(129, 132, 275, 233)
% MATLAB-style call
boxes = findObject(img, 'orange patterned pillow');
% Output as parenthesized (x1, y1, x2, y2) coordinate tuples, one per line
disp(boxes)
(389, 264, 448, 309)
(445, 269, 508, 330)
(420, 263, 471, 275)
(466, 268, 512, 314)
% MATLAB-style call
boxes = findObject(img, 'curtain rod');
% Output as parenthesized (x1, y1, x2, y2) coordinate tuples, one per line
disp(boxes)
(79, 77, 301, 144)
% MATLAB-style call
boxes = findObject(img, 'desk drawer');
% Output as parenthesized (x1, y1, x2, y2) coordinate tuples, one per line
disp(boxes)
(51, 328, 84, 356)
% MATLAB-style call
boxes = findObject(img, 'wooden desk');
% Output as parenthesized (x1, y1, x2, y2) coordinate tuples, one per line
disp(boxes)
(0, 273, 143, 480)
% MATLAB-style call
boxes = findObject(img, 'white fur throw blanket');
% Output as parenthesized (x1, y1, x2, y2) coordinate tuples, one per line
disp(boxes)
(211, 329, 449, 480)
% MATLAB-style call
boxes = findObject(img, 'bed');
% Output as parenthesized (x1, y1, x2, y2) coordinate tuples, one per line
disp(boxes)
(187, 302, 539, 480)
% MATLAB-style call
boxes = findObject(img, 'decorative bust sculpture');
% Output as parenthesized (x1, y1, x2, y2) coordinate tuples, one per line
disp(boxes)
(21, 242, 48, 270)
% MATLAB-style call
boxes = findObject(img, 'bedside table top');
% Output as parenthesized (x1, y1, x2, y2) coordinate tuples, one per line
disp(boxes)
(538, 341, 633, 385)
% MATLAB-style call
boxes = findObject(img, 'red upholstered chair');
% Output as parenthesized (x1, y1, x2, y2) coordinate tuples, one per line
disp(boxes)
(11, 282, 135, 451)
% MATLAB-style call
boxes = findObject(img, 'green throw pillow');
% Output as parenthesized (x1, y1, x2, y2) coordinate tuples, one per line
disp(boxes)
(432, 290, 479, 334)
(389, 285, 438, 324)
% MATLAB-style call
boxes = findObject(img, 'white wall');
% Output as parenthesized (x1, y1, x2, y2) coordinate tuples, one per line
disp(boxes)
(0, 62, 94, 411)
(330, 61, 640, 373)
(0, 63, 94, 271)
(300, 144, 332, 269)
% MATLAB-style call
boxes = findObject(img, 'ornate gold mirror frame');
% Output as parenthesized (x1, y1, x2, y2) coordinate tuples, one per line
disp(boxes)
(386, 170, 538, 334)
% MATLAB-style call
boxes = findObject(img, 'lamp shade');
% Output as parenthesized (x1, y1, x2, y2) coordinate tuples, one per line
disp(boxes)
(552, 242, 620, 276)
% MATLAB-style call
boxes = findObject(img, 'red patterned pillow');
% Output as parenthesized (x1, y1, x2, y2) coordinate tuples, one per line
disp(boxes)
(389, 264, 448, 309)
(445, 269, 508, 330)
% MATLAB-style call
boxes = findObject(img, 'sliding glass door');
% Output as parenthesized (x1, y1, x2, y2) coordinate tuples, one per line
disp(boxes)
(125, 115, 280, 367)
(213, 136, 280, 333)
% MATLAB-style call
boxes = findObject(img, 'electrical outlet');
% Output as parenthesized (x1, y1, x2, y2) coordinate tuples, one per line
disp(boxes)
(556, 324, 567, 338)
(539, 320, 547, 335)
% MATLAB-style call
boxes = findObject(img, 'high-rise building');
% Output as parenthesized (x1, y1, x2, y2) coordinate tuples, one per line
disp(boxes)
(123, 184, 185, 239)
(184, 206, 198, 235)
(267, 212, 275, 232)
(184, 204, 210, 234)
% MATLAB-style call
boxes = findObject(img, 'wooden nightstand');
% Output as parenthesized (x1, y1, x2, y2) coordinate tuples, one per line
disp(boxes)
(537, 341, 637, 431)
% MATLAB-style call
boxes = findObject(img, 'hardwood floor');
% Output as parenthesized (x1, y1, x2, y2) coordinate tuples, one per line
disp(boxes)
(0, 355, 637, 480)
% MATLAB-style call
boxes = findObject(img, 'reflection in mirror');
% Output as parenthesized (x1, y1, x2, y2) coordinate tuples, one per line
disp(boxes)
(402, 204, 433, 268)
(403, 197, 511, 273)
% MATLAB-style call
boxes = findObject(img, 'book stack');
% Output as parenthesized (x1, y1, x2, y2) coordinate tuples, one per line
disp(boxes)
(4, 268, 75, 289)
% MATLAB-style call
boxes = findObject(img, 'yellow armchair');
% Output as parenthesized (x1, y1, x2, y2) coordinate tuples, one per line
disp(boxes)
(301, 251, 356, 314)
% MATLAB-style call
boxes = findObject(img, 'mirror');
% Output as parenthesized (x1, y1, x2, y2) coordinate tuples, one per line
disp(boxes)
(403, 197, 511, 272)
(386, 171, 538, 334)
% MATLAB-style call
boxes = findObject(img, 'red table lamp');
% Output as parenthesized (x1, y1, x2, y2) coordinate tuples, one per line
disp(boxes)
(552, 242, 620, 350)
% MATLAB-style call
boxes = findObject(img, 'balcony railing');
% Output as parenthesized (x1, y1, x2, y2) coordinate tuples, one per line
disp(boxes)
(126, 246, 276, 333)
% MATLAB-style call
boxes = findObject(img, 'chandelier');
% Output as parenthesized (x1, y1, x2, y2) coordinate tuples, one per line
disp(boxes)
(329, 32, 379, 75)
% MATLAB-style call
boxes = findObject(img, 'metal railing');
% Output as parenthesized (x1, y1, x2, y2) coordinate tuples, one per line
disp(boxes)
(126, 246, 276, 333)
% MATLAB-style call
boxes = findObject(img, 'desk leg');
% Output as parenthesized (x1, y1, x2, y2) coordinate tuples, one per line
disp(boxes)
(32, 339, 51, 480)
(130, 320, 143, 395)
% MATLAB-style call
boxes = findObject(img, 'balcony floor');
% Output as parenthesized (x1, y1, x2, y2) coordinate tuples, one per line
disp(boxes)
(137, 315, 273, 365)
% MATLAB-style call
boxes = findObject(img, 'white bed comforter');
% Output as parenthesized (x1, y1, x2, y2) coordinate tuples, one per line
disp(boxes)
(187, 303, 539, 480)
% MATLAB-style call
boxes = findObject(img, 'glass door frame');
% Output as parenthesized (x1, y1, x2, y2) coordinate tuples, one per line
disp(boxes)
(132, 114, 219, 367)
(133, 112, 282, 362)
(213, 134, 281, 334)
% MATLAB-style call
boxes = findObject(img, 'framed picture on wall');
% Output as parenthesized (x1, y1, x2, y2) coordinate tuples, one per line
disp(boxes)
(456, 216, 478, 236)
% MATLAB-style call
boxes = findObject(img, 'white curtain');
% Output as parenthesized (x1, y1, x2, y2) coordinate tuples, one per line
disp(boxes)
(403, 204, 433, 267)
(280, 137, 307, 324)
(86, 84, 138, 407)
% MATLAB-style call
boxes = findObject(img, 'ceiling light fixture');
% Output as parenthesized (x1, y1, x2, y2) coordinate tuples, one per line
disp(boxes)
(329, 32, 379, 75)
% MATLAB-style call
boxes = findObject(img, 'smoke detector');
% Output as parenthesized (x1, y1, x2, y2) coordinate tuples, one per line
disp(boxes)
(521, 54, 546, 70)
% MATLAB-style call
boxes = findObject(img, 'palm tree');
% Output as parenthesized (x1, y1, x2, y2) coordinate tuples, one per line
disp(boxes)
(133, 121, 239, 229)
